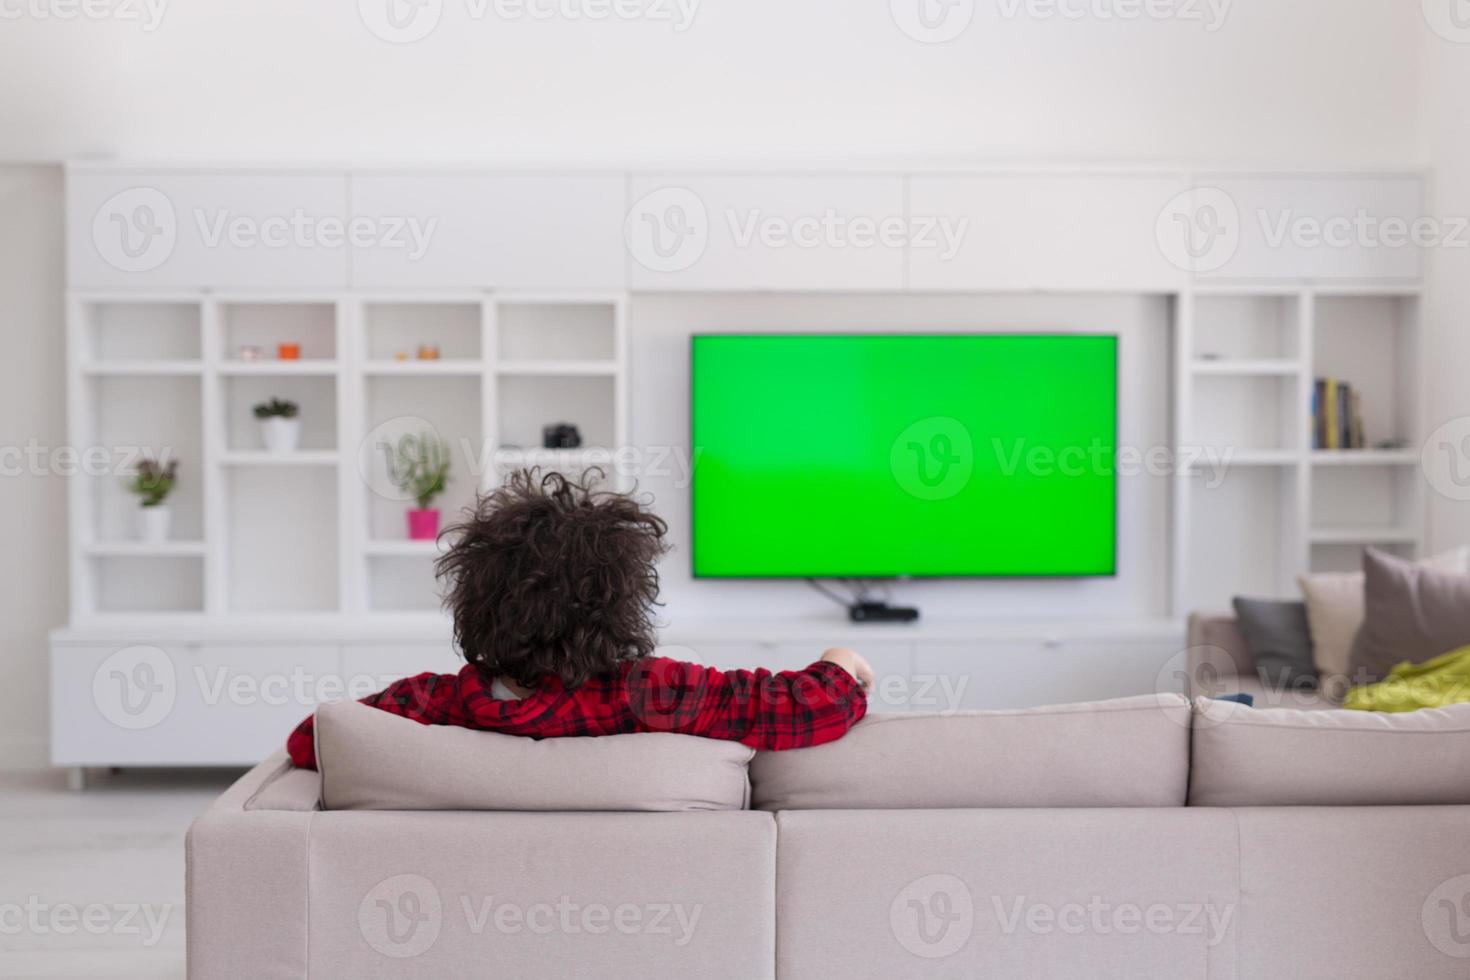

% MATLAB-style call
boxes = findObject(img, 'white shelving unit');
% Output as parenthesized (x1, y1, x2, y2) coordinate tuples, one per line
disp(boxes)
(1172, 285, 1424, 610)
(65, 291, 629, 620)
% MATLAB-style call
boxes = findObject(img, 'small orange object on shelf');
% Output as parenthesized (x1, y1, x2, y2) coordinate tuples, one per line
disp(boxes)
(278, 342, 302, 360)
(416, 344, 441, 361)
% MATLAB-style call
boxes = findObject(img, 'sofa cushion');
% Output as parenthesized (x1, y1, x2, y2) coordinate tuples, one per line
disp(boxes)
(1189, 696, 1470, 806)
(1232, 596, 1319, 689)
(750, 694, 1191, 810)
(314, 700, 754, 811)
(1297, 546, 1469, 680)
(1354, 546, 1470, 681)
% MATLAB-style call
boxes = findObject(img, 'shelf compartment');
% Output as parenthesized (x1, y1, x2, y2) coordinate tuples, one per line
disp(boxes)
(366, 555, 443, 613)
(91, 555, 205, 613)
(223, 374, 337, 452)
(225, 466, 338, 613)
(361, 375, 482, 542)
(1310, 462, 1420, 541)
(82, 301, 202, 363)
(497, 375, 616, 450)
(218, 301, 337, 362)
(1182, 465, 1302, 609)
(1312, 294, 1418, 451)
(497, 301, 617, 363)
(1189, 374, 1301, 455)
(1192, 293, 1301, 361)
(364, 302, 482, 361)
(90, 375, 205, 544)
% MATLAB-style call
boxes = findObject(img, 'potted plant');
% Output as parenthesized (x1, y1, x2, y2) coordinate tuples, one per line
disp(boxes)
(128, 456, 178, 543)
(386, 431, 451, 540)
(254, 398, 301, 454)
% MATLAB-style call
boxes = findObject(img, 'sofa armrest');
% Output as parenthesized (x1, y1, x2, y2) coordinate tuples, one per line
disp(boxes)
(1186, 613, 1254, 690)
(187, 754, 314, 980)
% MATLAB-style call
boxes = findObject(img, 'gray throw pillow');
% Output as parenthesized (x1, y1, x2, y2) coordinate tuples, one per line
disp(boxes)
(1354, 547, 1470, 682)
(1232, 597, 1319, 691)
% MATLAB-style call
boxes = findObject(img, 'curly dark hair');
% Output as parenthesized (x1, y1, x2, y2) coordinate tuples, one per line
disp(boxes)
(434, 468, 670, 689)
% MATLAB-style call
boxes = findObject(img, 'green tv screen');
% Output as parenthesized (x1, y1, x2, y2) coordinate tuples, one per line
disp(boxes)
(691, 334, 1117, 578)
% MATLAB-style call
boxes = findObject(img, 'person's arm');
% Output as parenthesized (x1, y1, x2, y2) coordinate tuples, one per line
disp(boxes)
(625, 648, 871, 750)
(285, 671, 458, 770)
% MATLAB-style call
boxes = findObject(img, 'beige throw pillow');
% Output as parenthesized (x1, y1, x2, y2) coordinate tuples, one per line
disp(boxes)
(1298, 547, 1469, 679)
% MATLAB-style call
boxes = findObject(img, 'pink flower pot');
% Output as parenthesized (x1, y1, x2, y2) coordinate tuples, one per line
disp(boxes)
(406, 509, 440, 541)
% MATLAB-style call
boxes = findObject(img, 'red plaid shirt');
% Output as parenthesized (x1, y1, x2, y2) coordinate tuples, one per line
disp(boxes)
(287, 657, 867, 770)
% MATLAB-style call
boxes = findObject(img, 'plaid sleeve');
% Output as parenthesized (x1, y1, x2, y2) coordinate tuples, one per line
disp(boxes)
(285, 671, 457, 770)
(624, 658, 868, 750)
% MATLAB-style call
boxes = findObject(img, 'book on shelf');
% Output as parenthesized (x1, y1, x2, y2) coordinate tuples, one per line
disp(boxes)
(1312, 377, 1366, 450)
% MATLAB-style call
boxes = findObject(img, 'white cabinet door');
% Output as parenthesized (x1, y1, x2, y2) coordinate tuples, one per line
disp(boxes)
(627, 175, 907, 291)
(1190, 175, 1424, 281)
(51, 643, 341, 766)
(68, 172, 352, 288)
(341, 644, 465, 696)
(348, 174, 627, 288)
(911, 639, 1184, 711)
(907, 174, 1191, 291)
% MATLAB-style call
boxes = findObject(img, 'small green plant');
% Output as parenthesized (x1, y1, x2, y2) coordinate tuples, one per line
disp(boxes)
(386, 431, 451, 509)
(253, 398, 299, 420)
(128, 456, 178, 508)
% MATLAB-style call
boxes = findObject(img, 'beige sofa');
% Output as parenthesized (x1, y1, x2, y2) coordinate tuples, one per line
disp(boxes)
(1186, 611, 1338, 709)
(188, 688, 1470, 979)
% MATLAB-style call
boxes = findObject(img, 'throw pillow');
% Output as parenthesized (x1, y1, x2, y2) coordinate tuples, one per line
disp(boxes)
(1353, 547, 1470, 682)
(1297, 547, 1469, 679)
(1232, 597, 1318, 690)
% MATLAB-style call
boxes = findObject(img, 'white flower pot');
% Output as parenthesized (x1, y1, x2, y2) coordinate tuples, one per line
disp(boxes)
(137, 505, 172, 543)
(259, 416, 301, 454)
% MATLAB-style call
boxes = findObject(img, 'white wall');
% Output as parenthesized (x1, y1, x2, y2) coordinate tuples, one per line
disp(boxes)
(0, 166, 66, 768)
(1422, 28, 1470, 553)
(632, 293, 1171, 621)
(0, 0, 1423, 168)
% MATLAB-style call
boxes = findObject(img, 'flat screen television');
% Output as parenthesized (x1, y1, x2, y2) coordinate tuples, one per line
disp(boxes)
(690, 333, 1117, 578)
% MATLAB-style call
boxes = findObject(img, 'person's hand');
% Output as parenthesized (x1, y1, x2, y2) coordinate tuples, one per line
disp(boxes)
(820, 647, 874, 691)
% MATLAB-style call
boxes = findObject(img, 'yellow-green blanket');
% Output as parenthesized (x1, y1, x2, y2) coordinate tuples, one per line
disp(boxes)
(1344, 645, 1470, 712)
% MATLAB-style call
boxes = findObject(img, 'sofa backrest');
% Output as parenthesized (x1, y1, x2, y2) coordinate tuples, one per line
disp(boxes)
(750, 694, 1192, 810)
(314, 700, 754, 811)
(1186, 613, 1253, 685)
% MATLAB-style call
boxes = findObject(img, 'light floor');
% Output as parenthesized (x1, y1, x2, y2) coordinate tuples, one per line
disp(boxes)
(0, 768, 240, 979)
